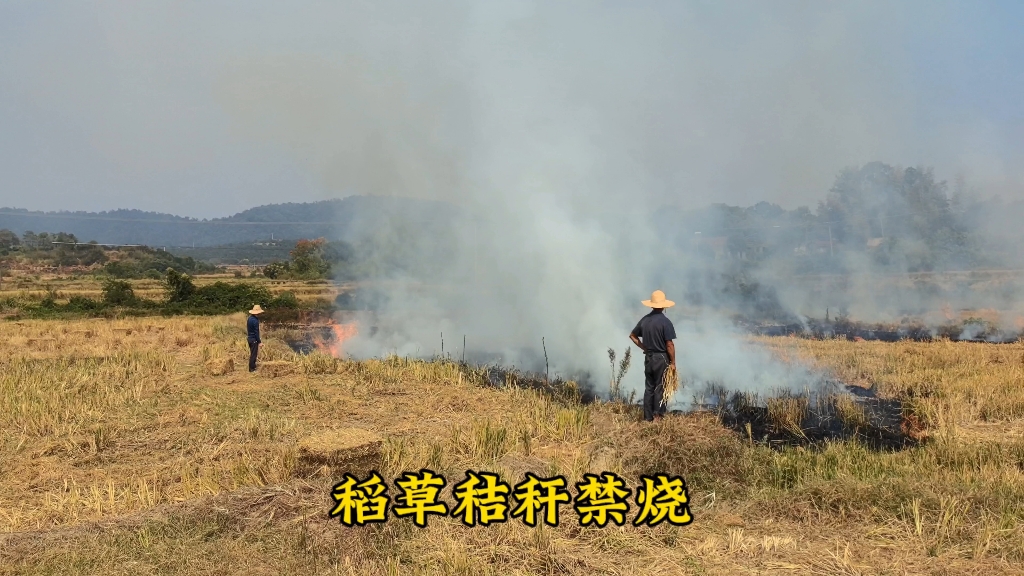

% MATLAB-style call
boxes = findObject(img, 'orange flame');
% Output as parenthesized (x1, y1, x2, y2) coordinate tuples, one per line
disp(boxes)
(314, 321, 359, 357)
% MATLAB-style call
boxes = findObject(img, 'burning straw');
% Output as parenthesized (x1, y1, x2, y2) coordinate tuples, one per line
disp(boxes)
(312, 321, 359, 358)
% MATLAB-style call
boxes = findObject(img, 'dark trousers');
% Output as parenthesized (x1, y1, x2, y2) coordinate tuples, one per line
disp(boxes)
(643, 352, 669, 421)
(248, 341, 259, 372)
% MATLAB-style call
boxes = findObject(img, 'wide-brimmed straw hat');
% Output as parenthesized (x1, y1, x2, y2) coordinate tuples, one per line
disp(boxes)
(642, 290, 675, 309)
(248, 304, 265, 315)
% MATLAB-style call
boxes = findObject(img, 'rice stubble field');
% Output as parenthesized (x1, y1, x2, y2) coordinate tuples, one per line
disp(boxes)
(0, 315, 1023, 575)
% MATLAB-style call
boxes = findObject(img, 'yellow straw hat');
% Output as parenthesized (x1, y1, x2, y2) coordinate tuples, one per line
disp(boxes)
(642, 290, 675, 309)
(248, 304, 265, 315)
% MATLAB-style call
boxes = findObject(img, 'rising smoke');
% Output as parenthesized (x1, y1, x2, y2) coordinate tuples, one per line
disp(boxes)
(209, 1, 1022, 399)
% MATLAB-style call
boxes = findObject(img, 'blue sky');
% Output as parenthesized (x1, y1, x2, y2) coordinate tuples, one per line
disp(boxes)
(0, 1, 1022, 218)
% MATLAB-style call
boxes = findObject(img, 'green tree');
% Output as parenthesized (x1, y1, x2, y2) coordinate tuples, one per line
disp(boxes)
(0, 229, 20, 253)
(165, 268, 196, 303)
(21, 231, 40, 250)
(262, 261, 290, 279)
(290, 238, 331, 278)
(819, 162, 976, 270)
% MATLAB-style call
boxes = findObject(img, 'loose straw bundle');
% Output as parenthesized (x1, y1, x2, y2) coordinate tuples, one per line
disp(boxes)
(662, 364, 679, 405)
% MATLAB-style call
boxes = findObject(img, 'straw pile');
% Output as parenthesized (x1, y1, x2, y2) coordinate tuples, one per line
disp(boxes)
(260, 360, 295, 377)
(296, 428, 383, 476)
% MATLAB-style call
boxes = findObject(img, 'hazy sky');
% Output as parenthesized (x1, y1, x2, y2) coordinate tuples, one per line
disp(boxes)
(1, 1, 1022, 218)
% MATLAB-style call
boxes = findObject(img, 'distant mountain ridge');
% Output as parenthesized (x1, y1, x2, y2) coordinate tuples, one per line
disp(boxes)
(0, 196, 455, 247)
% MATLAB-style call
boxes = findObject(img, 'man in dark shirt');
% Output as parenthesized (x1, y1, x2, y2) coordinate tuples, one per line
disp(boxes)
(629, 290, 677, 422)
(247, 304, 264, 372)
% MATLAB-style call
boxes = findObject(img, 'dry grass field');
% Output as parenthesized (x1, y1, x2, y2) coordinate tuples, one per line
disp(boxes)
(1, 316, 1023, 575)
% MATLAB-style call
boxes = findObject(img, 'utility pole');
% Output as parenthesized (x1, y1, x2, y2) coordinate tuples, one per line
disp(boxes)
(828, 224, 834, 257)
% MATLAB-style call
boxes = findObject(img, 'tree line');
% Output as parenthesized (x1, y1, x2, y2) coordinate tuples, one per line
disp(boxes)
(0, 230, 216, 276)
(666, 162, 995, 273)
(3, 162, 1013, 285)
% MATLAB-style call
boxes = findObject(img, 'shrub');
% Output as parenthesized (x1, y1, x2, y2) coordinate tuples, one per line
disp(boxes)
(65, 296, 103, 312)
(335, 292, 356, 309)
(270, 291, 299, 309)
(102, 279, 137, 306)
(163, 281, 272, 315)
(335, 288, 386, 311)
(40, 291, 57, 309)
(103, 260, 137, 279)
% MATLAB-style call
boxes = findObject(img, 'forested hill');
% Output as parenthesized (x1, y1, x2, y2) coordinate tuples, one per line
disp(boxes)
(0, 196, 455, 247)
(4, 161, 1022, 272)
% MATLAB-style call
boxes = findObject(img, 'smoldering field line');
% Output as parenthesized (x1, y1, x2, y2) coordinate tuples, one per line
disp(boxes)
(302, 306, 845, 409)
(282, 316, 914, 449)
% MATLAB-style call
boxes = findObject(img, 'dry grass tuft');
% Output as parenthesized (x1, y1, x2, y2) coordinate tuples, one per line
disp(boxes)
(205, 357, 234, 376)
(766, 394, 809, 438)
(833, 393, 869, 431)
(299, 351, 340, 375)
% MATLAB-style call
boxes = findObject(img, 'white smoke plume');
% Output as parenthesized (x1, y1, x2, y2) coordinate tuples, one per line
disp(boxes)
(200, 1, 1023, 397)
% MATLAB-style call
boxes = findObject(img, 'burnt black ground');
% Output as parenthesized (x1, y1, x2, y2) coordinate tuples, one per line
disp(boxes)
(685, 384, 915, 451)
(281, 325, 914, 450)
(742, 317, 1021, 343)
